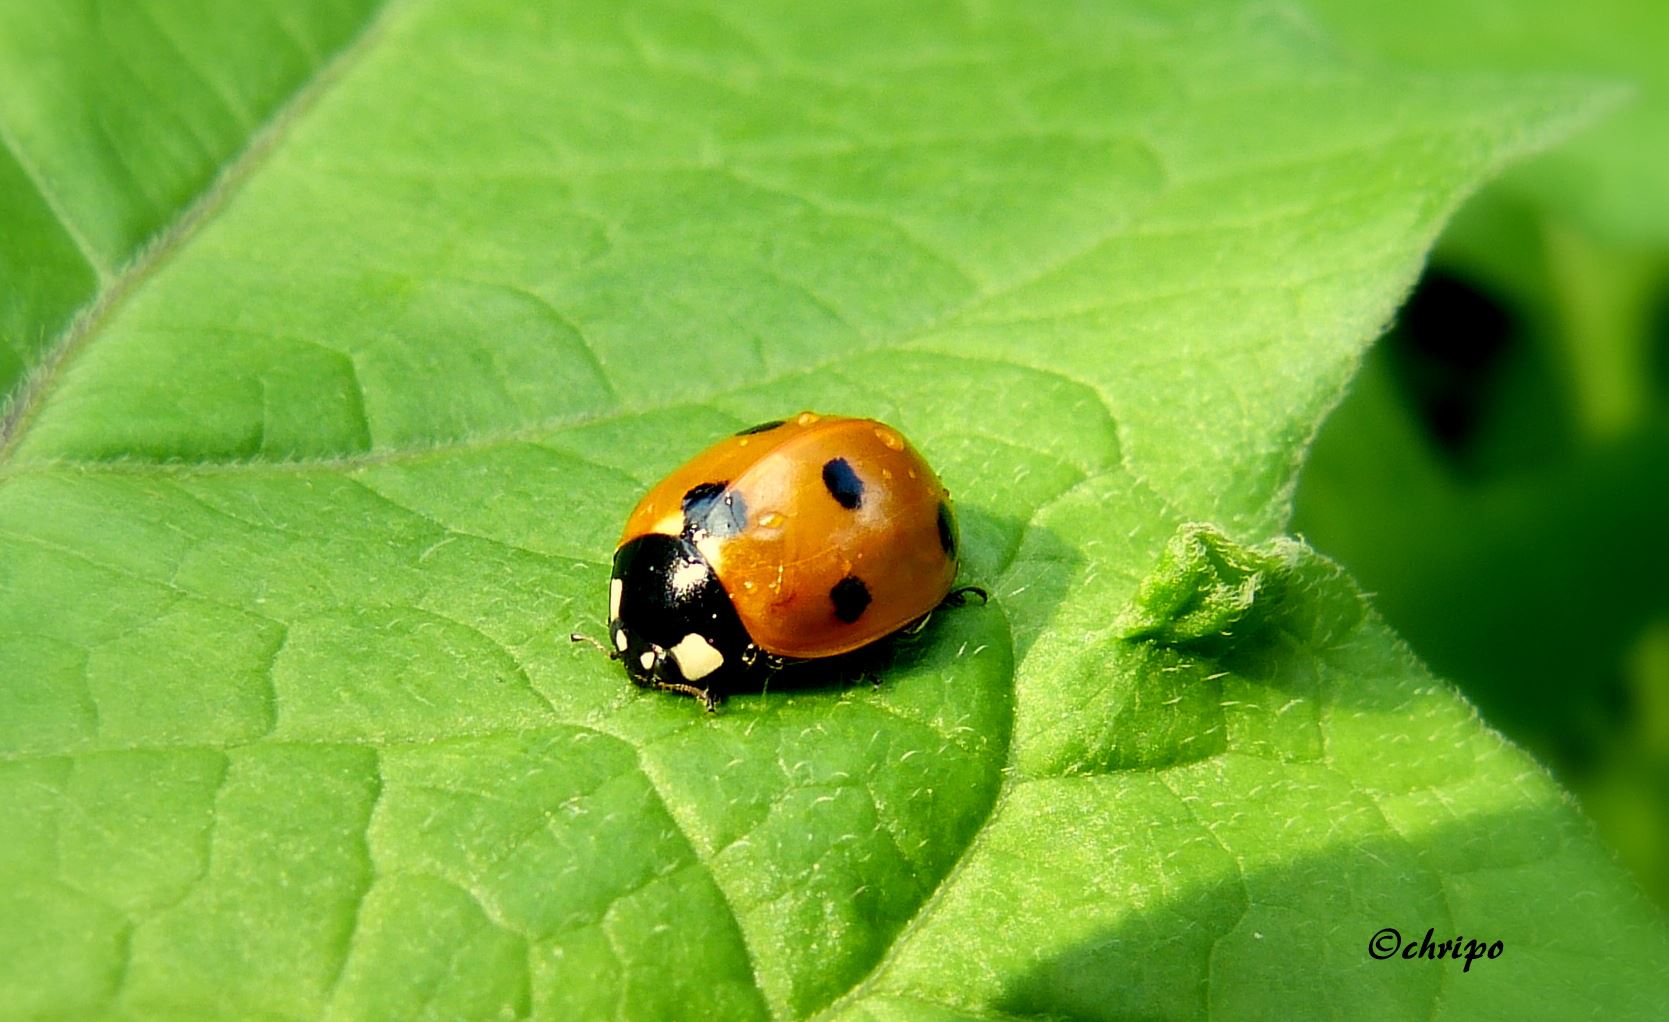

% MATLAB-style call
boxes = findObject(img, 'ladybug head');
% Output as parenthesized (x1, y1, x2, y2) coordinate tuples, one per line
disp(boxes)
(609, 533, 756, 694)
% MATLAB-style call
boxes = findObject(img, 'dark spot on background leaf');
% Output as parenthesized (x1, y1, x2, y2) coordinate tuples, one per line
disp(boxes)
(1649, 285, 1669, 397)
(1388, 269, 1515, 464)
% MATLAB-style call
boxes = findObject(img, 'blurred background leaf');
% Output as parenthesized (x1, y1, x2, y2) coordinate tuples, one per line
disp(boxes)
(1297, 0, 1669, 906)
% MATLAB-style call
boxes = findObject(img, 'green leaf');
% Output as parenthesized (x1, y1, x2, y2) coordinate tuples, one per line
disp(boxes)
(1, 3, 1662, 1020)
(828, 535, 1669, 1022)
(0, 0, 383, 401)
(1302, 0, 1669, 439)
(1114, 523, 1301, 646)
(1293, 0, 1669, 912)
(1304, 0, 1669, 247)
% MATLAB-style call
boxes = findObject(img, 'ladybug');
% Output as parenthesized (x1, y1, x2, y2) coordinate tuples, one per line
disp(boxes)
(574, 412, 983, 709)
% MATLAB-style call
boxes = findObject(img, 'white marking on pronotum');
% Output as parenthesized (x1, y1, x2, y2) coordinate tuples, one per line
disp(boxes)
(639, 650, 656, 671)
(670, 633, 724, 681)
(695, 536, 725, 573)
(610, 578, 623, 620)
(614, 627, 629, 653)
(671, 559, 707, 594)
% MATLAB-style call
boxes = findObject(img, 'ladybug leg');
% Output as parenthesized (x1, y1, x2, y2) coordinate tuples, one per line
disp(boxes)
(941, 585, 989, 608)
(901, 585, 988, 640)
(897, 588, 987, 644)
(570, 632, 622, 660)
(742, 645, 792, 674)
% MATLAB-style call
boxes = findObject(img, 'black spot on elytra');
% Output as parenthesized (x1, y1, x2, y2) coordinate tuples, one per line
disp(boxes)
(681, 481, 725, 513)
(681, 481, 747, 539)
(735, 419, 785, 436)
(822, 457, 864, 510)
(937, 501, 956, 557)
(830, 575, 871, 623)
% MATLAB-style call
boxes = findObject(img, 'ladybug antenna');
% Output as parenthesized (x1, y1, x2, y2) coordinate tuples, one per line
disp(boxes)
(570, 632, 622, 660)
(943, 585, 989, 607)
